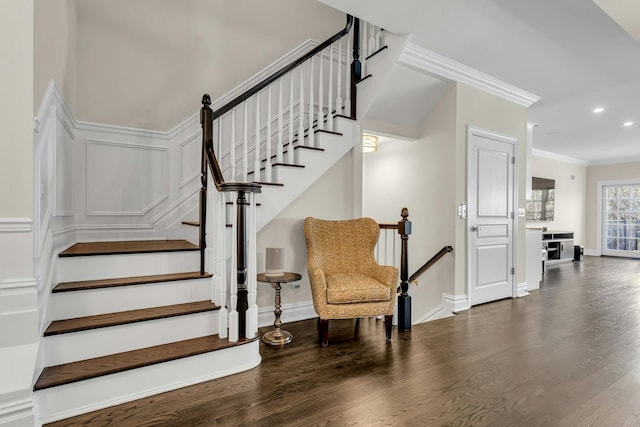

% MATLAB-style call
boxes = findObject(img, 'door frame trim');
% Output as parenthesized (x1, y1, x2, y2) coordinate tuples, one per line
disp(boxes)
(466, 125, 519, 304)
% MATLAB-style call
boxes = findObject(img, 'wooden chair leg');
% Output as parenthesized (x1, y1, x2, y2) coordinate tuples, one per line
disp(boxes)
(319, 319, 329, 346)
(384, 315, 392, 341)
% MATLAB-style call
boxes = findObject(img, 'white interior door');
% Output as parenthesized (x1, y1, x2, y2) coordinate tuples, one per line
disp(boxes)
(467, 127, 515, 306)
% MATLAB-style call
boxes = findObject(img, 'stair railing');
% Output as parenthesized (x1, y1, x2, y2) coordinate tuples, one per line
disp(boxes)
(376, 210, 454, 331)
(409, 246, 454, 283)
(376, 208, 411, 331)
(199, 14, 384, 341)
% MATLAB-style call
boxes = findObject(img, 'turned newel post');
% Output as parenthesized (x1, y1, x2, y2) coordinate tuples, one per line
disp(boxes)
(199, 95, 212, 276)
(398, 207, 412, 331)
(350, 17, 361, 118)
(236, 190, 249, 338)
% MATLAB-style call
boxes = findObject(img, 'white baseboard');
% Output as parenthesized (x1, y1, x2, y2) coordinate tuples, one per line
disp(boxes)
(0, 396, 34, 427)
(584, 249, 600, 257)
(413, 295, 455, 325)
(443, 293, 469, 313)
(258, 301, 316, 328)
(517, 282, 530, 298)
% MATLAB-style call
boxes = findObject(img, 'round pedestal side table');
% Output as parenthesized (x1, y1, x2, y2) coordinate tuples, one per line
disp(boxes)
(257, 272, 301, 345)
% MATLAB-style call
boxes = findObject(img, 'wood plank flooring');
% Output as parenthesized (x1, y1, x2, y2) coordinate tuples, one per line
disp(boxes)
(46, 256, 640, 426)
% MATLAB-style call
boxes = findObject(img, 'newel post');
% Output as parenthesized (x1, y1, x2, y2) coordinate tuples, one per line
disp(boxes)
(398, 207, 412, 331)
(236, 190, 249, 338)
(350, 17, 361, 118)
(198, 95, 212, 275)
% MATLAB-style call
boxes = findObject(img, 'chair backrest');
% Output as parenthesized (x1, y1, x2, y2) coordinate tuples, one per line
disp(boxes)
(304, 217, 380, 275)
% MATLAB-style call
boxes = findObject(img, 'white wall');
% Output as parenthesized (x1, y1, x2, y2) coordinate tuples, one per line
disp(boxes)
(69, 0, 344, 130)
(0, 2, 38, 425)
(256, 151, 360, 323)
(585, 160, 640, 252)
(363, 86, 457, 323)
(529, 153, 587, 245)
(34, 0, 77, 114)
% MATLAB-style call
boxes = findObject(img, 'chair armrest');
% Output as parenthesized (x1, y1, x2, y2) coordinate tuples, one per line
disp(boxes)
(308, 268, 328, 305)
(369, 263, 399, 290)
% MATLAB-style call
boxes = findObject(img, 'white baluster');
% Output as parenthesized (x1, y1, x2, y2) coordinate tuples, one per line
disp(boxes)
(266, 85, 272, 181)
(328, 42, 334, 131)
(336, 37, 343, 116)
(230, 108, 236, 181)
(213, 189, 228, 338)
(243, 102, 248, 181)
(308, 56, 314, 132)
(371, 25, 379, 52)
(318, 52, 324, 133)
(298, 64, 305, 147)
(229, 197, 238, 342)
(247, 192, 258, 337)
(277, 78, 284, 164)
(288, 73, 294, 164)
(362, 22, 368, 77)
(254, 93, 261, 182)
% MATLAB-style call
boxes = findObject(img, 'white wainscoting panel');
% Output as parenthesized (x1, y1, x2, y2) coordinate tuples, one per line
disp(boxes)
(85, 140, 169, 216)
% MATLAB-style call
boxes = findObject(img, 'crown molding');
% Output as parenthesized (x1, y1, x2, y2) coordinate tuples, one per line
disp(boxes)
(399, 42, 541, 107)
(532, 148, 590, 166)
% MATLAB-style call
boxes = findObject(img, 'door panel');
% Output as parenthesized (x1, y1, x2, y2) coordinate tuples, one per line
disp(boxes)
(468, 128, 515, 306)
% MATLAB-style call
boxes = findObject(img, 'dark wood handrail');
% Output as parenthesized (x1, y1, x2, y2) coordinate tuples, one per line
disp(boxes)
(409, 246, 453, 283)
(379, 223, 398, 230)
(212, 15, 354, 120)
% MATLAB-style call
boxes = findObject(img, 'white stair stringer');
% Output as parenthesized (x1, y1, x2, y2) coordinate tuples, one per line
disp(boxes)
(35, 340, 261, 424)
(49, 277, 211, 319)
(357, 32, 409, 119)
(256, 116, 358, 231)
(44, 310, 218, 366)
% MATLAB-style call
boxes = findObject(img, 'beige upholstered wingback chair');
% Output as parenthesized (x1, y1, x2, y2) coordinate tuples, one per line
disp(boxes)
(304, 217, 399, 346)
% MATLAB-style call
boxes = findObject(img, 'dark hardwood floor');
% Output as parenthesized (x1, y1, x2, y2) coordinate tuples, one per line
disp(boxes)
(47, 256, 640, 426)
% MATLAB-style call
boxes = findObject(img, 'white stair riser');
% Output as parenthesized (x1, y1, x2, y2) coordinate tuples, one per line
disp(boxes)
(36, 340, 261, 424)
(49, 278, 212, 320)
(57, 251, 200, 283)
(44, 311, 218, 366)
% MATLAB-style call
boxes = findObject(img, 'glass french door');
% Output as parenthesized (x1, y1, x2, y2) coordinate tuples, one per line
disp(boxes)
(602, 183, 640, 257)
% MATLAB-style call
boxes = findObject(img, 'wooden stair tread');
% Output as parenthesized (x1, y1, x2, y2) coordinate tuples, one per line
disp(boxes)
(253, 181, 284, 187)
(44, 301, 219, 336)
(53, 272, 213, 293)
(34, 334, 257, 391)
(59, 240, 199, 257)
(181, 220, 199, 227)
(365, 45, 388, 60)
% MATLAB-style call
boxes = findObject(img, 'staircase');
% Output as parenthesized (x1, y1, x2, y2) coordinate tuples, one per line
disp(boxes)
(34, 240, 260, 423)
(32, 14, 406, 425)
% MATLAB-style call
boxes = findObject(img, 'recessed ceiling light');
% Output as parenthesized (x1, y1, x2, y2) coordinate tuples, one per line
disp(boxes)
(623, 121, 634, 127)
(593, 107, 604, 113)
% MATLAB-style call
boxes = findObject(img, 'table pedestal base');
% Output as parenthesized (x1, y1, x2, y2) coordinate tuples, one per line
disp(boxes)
(262, 329, 293, 345)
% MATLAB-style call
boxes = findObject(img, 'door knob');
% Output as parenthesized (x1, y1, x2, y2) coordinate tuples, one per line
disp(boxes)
(470, 226, 479, 232)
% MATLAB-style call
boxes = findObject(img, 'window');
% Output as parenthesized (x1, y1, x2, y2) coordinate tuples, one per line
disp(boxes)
(603, 184, 640, 255)
(526, 177, 555, 221)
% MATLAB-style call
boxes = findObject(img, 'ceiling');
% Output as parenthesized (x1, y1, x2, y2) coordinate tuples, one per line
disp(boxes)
(320, 0, 640, 165)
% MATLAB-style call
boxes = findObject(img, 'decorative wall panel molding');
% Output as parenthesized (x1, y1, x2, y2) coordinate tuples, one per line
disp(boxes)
(85, 139, 169, 216)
